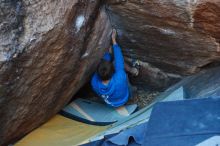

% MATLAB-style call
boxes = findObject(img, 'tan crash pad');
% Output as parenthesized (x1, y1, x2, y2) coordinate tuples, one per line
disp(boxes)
(16, 115, 108, 146)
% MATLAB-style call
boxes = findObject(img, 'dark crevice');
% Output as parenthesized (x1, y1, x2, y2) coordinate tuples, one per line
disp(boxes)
(78, 1, 103, 59)
(199, 60, 220, 70)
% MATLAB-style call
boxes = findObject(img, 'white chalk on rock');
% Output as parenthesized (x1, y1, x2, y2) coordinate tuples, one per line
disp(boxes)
(75, 15, 85, 33)
(81, 52, 89, 59)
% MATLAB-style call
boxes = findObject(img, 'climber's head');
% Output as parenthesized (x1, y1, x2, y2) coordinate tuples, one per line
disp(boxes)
(97, 59, 114, 81)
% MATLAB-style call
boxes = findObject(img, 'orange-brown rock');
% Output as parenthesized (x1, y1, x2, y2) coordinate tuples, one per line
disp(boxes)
(106, 0, 220, 89)
(0, 0, 111, 145)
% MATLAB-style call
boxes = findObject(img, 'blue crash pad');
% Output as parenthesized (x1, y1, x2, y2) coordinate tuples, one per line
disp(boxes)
(84, 98, 220, 146)
(144, 97, 220, 146)
(82, 123, 147, 146)
(89, 86, 185, 141)
(82, 86, 185, 146)
(61, 98, 138, 126)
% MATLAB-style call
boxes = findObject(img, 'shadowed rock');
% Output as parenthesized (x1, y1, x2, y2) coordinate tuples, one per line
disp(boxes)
(0, 0, 111, 145)
(105, 0, 220, 90)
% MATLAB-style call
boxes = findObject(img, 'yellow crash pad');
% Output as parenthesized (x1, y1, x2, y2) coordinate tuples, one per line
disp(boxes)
(16, 115, 108, 146)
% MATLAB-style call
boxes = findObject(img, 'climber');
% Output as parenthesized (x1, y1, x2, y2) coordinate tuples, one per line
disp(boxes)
(91, 29, 140, 107)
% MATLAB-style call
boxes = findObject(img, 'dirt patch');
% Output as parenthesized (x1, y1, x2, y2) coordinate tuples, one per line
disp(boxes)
(131, 89, 160, 108)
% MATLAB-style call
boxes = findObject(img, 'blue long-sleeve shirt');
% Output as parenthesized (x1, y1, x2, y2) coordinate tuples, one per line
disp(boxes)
(91, 44, 129, 107)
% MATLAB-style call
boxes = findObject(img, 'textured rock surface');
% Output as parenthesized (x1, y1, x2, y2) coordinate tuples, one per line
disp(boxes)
(1, 0, 220, 145)
(106, 0, 220, 89)
(0, 0, 111, 145)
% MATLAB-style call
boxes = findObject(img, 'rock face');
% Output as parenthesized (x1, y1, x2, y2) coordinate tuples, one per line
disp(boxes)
(1, 0, 220, 145)
(0, 0, 111, 145)
(105, 0, 220, 90)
